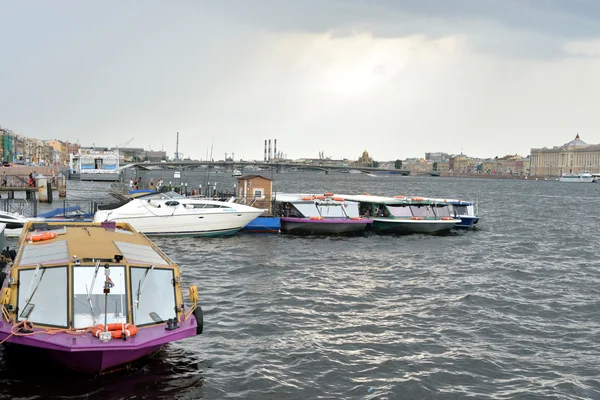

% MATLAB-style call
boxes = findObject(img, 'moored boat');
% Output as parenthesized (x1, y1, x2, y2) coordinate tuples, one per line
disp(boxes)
(423, 197, 480, 229)
(93, 191, 266, 237)
(336, 194, 459, 234)
(0, 221, 203, 374)
(274, 193, 372, 235)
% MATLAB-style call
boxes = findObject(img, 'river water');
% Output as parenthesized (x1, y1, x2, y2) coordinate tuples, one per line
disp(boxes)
(1, 173, 599, 399)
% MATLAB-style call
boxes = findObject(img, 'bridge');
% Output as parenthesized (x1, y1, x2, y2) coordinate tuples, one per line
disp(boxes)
(120, 160, 410, 175)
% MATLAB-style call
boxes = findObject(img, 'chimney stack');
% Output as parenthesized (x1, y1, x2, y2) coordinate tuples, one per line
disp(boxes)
(264, 140, 267, 162)
(274, 139, 277, 160)
(268, 139, 272, 161)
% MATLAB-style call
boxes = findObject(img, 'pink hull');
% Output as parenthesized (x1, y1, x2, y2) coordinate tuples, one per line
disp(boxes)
(0, 317, 198, 374)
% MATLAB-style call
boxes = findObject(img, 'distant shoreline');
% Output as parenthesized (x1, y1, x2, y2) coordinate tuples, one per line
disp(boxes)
(412, 172, 554, 180)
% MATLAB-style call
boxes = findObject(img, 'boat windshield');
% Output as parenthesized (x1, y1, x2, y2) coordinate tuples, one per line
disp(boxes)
(138, 191, 185, 201)
(131, 266, 176, 326)
(17, 266, 68, 327)
(73, 265, 127, 329)
(454, 205, 469, 216)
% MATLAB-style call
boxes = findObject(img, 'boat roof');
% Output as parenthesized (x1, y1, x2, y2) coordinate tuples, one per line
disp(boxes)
(336, 194, 472, 205)
(15, 222, 174, 268)
(274, 193, 357, 204)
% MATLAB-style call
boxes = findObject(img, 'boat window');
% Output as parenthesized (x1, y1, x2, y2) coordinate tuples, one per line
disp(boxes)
(130, 266, 176, 326)
(386, 205, 412, 217)
(18, 240, 70, 267)
(435, 206, 451, 217)
(195, 204, 230, 209)
(72, 265, 127, 328)
(114, 241, 170, 266)
(454, 205, 468, 215)
(410, 205, 436, 217)
(17, 266, 68, 327)
(165, 201, 180, 206)
(290, 202, 318, 218)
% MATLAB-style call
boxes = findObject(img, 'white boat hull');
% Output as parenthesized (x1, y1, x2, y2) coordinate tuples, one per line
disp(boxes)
(94, 194, 265, 237)
(95, 210, 262, 236)
(558, 177, 594, 183)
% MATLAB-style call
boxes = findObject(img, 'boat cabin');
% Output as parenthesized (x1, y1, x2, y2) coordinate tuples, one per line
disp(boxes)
(273, 194, 361, 219)
(4, 222, 187, 330)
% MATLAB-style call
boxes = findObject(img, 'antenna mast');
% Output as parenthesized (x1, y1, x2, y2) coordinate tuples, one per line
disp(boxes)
(175, 132, 180, 161)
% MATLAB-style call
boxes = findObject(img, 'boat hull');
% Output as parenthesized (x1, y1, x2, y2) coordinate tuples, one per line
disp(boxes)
(0, 318, 198, 374)
(371, 218, 457, 234)
(280, 217, 372, 235)
(242, 216, 280, 233)
(454, 216, 480, 229)
(558, 177, 594, 183)
(96, 211, 264, 237)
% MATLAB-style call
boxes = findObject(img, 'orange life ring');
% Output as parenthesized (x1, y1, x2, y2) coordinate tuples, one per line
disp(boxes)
(310, 216, 324, 220)
(92, 323, 138, 339)
(394, 195, 405, 199)
(411, 197, 424, 201)
(26, 231, 57, 242)
(441, 217, 454, 221)
(314, 195, 325, 200)
(323, 192, 334, 197)
(411, 216, 424, 220)
(350, 217, 363, 220)
(301, 196, 314, 201)
(332, 197, 344, 202)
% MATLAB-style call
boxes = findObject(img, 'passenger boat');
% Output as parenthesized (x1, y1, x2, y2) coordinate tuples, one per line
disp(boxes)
(0, 221, 203, 374)
(423, 198, 480, 229)
(337, 194, 459, 234)
(274, 193, 372, 235)
(93, 191, 266, 237)
(559, 171, 594, 183)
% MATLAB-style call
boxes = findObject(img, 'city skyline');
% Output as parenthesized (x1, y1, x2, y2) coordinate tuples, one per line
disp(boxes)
(1, 1, 600, 161)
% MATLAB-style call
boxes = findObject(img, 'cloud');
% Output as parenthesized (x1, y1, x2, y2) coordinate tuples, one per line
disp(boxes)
(1, 1, 600, 161)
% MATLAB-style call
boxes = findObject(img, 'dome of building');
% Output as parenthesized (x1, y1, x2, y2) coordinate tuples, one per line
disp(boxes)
(564, 134, 588, 148)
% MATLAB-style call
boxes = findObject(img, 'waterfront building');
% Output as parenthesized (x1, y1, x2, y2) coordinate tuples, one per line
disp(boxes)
(530, 134, 600, 176)
(449, 155, 476, 174)
(69, 148, 121, 181)
(46, 139, 70, 165)
(425, 152, 451, 162)
(356, 150, 373, 166)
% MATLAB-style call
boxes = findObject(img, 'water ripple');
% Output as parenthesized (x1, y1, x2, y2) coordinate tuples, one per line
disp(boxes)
(2, 175, 600, 399)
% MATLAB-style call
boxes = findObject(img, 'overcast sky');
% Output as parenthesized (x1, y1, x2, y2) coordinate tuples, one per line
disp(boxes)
(1, 0, 599, 161)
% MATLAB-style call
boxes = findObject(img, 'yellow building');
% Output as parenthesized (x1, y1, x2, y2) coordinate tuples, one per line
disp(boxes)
(46, 139, 69, 165)
(356, 150, 373, 166)
(530, 134, 600, 176)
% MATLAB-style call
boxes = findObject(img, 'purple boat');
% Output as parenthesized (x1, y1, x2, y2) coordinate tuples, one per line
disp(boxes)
(280, 216, 372, 235)
(275, 193, 372, 235)
(0, 221, 203, 374)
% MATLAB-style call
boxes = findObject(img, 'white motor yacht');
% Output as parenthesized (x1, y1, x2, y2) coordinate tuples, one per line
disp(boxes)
(93, 191, 266, 236)
(559, 171, 594, 183)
